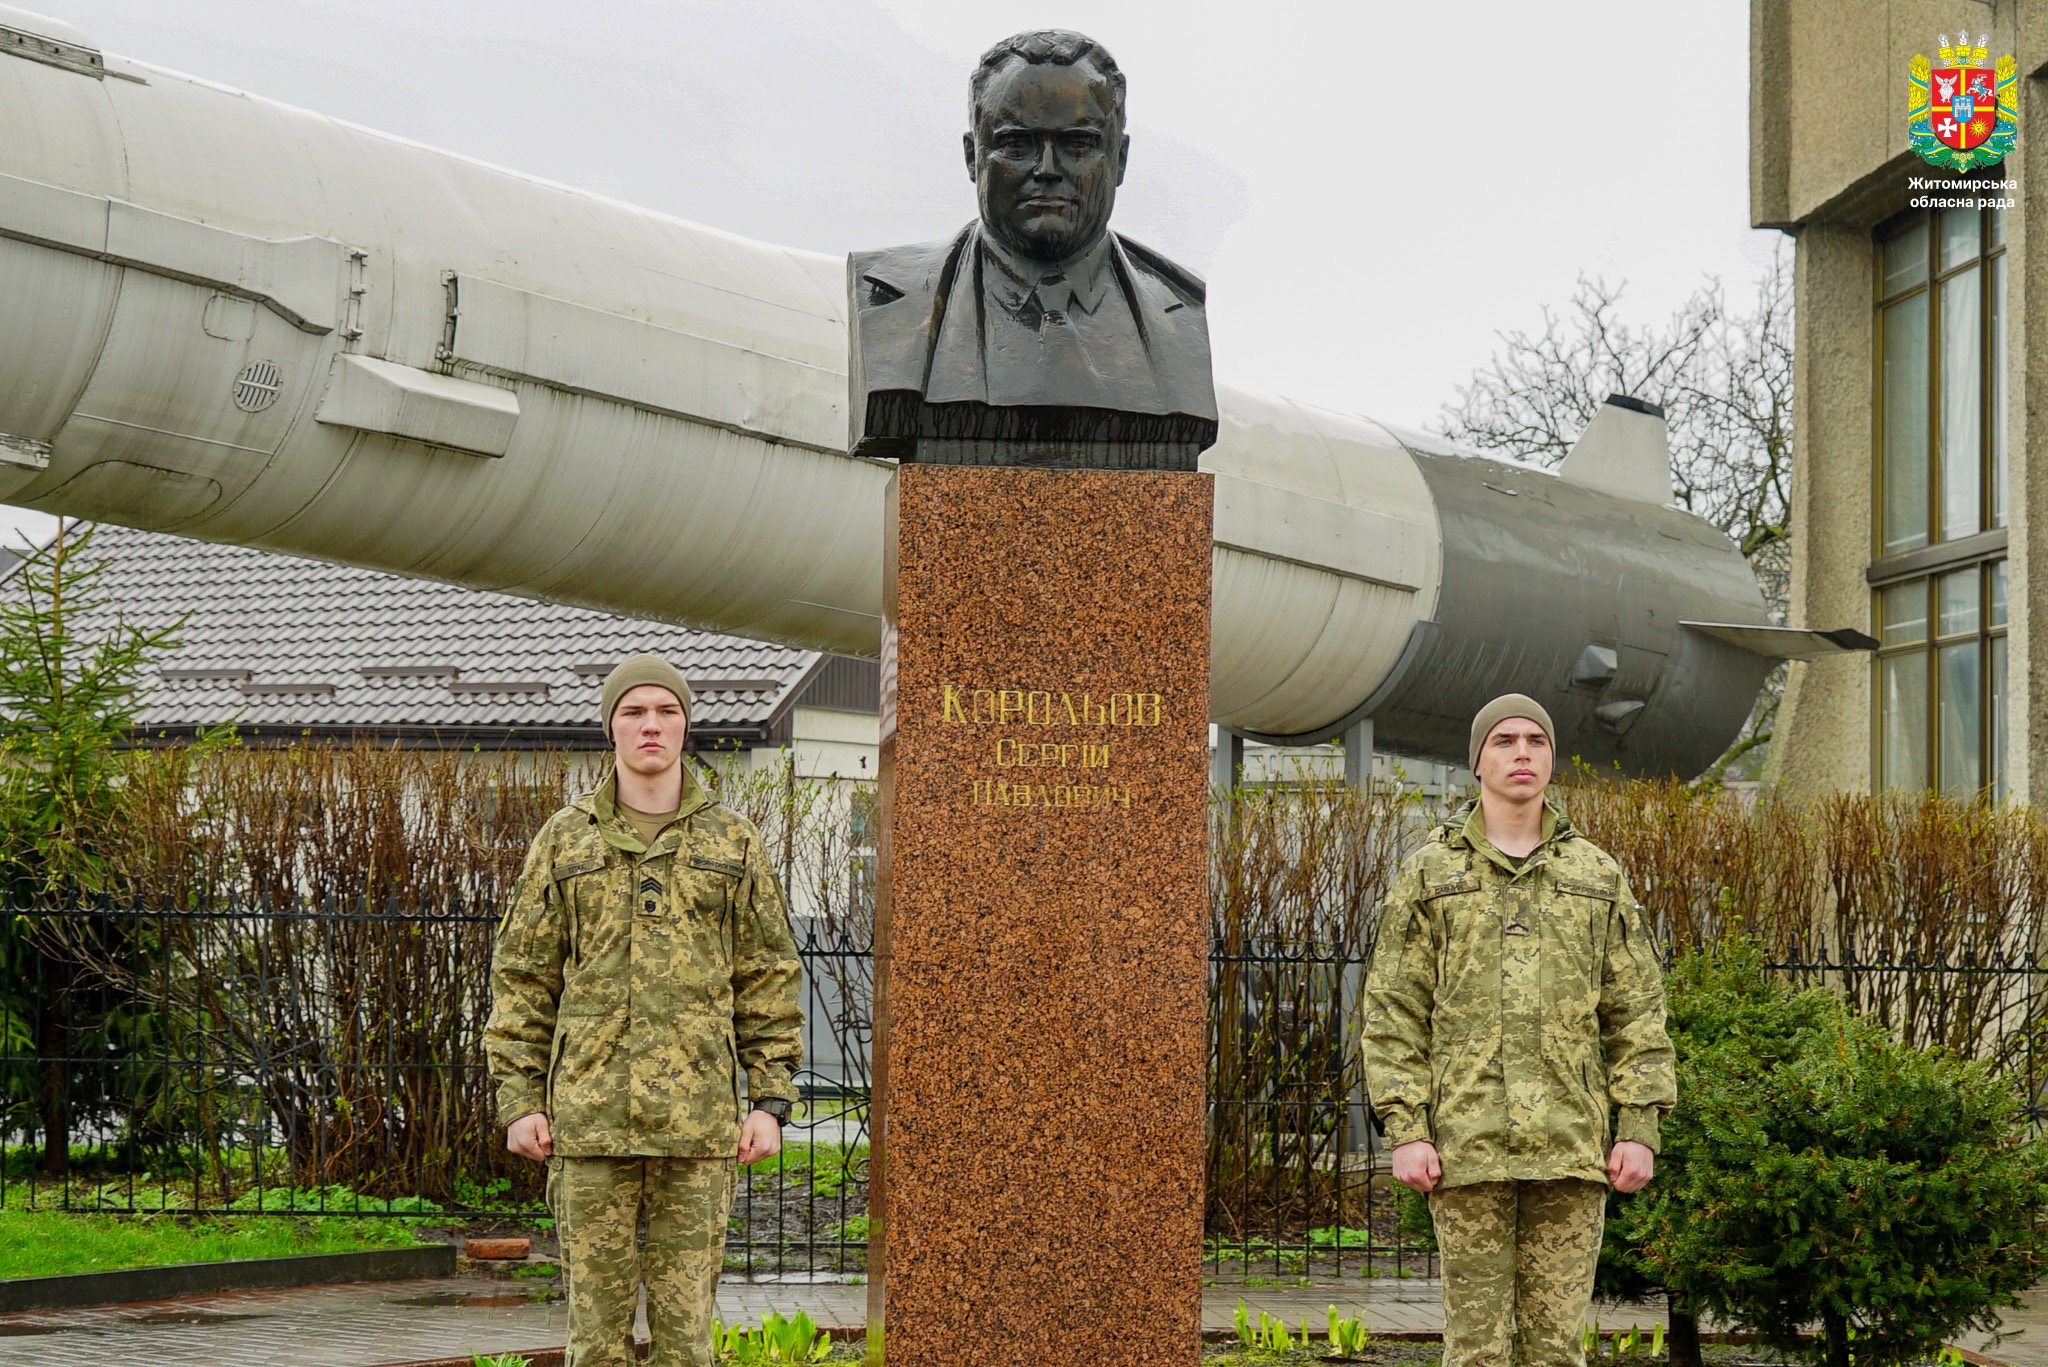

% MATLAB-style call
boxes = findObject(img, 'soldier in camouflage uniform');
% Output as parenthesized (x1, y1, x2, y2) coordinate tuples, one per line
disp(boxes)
(1363, 694, 1674, 1367)
(486, 654, 804, 1367)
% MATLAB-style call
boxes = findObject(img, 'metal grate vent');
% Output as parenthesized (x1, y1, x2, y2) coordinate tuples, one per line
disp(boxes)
(233, 360, 283, 412)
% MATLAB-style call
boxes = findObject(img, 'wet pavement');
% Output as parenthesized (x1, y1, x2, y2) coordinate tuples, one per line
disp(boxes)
(0, 1274, 2038, 1366)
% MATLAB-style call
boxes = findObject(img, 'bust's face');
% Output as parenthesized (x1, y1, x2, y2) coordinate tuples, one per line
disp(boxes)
(965, 58, 1127, 263)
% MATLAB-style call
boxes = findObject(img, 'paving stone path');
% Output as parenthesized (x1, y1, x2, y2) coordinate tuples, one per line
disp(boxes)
(0, 1275, 2040, 1366)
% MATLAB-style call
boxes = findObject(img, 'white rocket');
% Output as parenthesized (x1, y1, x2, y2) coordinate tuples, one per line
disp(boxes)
(0, 6, 1865, 776)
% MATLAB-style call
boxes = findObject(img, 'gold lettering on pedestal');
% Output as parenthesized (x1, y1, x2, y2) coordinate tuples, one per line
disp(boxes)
(970, 780, 1133, 809)
(942, 682, 1165, 813)
(940, 684, 1164, 727)
(993, 740, 1112, 769)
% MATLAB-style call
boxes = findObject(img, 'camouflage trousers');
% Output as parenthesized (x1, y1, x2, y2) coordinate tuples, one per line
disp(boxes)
(547, 1155, 738, 1367)
(1428, 1178, 1606, 1367)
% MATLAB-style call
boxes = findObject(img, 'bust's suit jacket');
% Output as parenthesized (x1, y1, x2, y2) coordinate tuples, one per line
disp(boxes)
(847, 222, 1217, 459)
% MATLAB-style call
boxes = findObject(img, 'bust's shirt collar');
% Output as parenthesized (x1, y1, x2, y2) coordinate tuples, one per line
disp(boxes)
(979, 228, 1116, 317)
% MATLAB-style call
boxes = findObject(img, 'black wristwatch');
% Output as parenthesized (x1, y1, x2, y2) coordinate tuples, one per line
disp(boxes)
(752, 1097, 792, 1126)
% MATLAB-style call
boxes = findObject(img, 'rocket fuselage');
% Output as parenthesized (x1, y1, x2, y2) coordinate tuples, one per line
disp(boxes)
(0, 7, 1775, 775)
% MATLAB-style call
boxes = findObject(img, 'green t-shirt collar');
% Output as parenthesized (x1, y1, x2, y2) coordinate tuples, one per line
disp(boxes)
(1463, 800, 1559, 876)
(591, 764, 709, 854)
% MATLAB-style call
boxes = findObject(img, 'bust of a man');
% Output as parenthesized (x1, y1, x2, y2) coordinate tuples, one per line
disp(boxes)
(848, 29, 1218, 468)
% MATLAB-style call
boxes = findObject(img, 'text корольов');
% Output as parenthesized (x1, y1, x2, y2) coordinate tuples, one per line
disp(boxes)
(941, 686, 1163, 727)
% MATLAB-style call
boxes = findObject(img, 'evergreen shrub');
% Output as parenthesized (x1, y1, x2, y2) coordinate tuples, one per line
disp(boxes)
(1621, 935, 2048, 1367)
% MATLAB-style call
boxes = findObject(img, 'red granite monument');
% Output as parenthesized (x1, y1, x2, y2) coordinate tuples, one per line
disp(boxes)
(849, 29, 1220, 1367)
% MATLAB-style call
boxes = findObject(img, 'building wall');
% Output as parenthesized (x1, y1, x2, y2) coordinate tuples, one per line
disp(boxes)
(1758, 0, 2035, 799)
(780, 706, 880, 782)
(1757, 0, 2034, 228)
(720, 707, 879, 785)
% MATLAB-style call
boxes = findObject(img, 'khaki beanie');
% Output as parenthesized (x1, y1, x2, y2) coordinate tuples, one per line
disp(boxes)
(600, 654, 694, 739)
(1468, 693, 1555, 773)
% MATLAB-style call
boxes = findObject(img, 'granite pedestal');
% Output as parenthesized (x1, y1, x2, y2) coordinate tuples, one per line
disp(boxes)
(868, 463, 1213, 1367)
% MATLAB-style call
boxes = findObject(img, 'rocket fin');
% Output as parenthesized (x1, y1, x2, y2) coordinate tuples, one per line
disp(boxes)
(1557, 393, 1674, 505)
(1680, 621, 1879, 660)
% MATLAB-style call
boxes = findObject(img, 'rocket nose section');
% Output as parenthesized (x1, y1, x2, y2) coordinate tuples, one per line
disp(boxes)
(1557, 393, 1674, 505)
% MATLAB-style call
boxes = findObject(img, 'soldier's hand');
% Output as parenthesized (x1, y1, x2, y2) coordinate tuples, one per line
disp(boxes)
(506, 1112, 553, 1162)
(1390, 1140, 1441, 1194)
(1608, 1139, 1654, 1193)
(737, 1110, 783, 1166)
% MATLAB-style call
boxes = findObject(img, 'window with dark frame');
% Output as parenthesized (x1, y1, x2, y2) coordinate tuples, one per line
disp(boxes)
(1872, 204, 2008, 797)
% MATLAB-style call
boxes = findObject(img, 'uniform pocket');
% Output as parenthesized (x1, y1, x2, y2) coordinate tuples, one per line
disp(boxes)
(1421, 881, 1500, 1005)
(556, 862, 615, 971)
(1538, 880, 1614, 1019)
(1428, 1032, 1506, 1163)
(547, 1009, 631, 1119)
(684, 854, 744, 922)
(1535, 1026, 1607, 1161)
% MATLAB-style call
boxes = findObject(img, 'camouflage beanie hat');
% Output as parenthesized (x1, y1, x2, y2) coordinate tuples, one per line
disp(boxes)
(1468, 693, 1554, 773)
(600, 654, 694, 740)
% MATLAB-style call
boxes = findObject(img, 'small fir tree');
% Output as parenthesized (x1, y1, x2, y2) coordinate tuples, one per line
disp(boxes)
(1624, 936, 2048, 1367)
(0, 519, 189, 1172)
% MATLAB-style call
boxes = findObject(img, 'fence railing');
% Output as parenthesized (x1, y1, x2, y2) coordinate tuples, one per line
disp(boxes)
(7, 903, 2047, 1282)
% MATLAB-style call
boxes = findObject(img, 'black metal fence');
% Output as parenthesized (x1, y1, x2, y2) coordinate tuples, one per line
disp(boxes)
(0, 904, 878, 1247)
(8, 903, 2048, 1283)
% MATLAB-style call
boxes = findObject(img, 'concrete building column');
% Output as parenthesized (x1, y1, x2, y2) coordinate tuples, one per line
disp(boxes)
(1210, 726, 1245, 790)
(1769, 222, 1877, 794)
(1343, 718, 1374, 789)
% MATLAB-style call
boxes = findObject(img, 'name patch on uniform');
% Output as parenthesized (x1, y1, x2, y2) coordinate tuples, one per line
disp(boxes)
(689, 855, 746, 878)
(551, 854, 607, 882)
(1421, 876, 1482, 900)
(1555, 880, 1617, 902)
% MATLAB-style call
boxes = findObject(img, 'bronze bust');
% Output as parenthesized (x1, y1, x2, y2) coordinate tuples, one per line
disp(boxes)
(848, 30, 1218, 469)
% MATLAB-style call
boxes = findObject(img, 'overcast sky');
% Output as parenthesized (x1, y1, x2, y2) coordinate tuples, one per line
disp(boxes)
(7, 0, 1780, 550)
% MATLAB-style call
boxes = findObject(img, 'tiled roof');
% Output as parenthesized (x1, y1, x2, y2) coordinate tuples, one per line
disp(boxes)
(26, 523, 826, 740)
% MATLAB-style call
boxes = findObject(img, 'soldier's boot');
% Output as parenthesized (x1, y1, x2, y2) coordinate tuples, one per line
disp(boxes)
(551, 1156, 648, 1367)
(641, 1157, 739, 1367)
(1430, 1181, 1517, 1367)
(1511, 1178, 1607, 1367)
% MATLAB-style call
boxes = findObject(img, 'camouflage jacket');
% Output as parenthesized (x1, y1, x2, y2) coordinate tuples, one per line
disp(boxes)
(1362, 800, 1674, 1188)
(484, 766, 804, 1157)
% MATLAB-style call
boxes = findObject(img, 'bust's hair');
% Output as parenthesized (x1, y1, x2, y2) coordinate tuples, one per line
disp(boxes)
(969, 30, 1126, 126)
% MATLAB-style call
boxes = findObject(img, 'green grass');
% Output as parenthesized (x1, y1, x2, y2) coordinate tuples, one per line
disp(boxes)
(0, 1183, 428, 1280)
(747, 1141, 868, 1200)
